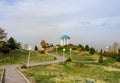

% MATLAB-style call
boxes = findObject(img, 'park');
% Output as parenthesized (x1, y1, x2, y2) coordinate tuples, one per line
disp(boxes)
(0, 28, 120, 83)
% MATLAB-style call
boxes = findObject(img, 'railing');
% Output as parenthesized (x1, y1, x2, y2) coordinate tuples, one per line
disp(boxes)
(0, 69, 6, 83)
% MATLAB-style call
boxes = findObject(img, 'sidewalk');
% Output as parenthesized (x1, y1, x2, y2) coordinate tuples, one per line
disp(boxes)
(0, 52, 67, 83)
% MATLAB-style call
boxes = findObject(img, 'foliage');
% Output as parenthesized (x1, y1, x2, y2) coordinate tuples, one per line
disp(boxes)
(103, 51, 117, 58)
(40, 40, 48, 48)
(0, 41, 10, 53)
(34, 45, 38, 51)
(66, 57, 72, 62)
(89, 47, 95, 55)
(85, 45, 89, 51)
(97, 58, 117, 66)
(99, 49, 103, 63)
(0, 28, 7, 41)
(7, 37, 20, 50)
(38, 50, 45, 54)
(116, 49, 120, 62)
(78, 44, 84, 51)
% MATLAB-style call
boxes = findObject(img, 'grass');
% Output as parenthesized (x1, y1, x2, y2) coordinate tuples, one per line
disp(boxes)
(20, 59, 120, 83)
(50, 47, 100, 61)
(0, 49, 54, 65)
(20, 47, 120, 83)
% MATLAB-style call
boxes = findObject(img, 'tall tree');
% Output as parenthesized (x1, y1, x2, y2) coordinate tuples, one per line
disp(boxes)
(78, 44, 84, 51)
(34, 45, 38, 51)
(89, 47, 95, 55)
(0, 28, 7, 41)
(7, 37, 18, 50)
(99, 49, 103, 63)
(85, 45, 89, 51)
(116, 49, 120, 62)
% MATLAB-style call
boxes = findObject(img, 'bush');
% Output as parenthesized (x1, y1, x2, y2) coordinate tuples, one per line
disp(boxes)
(89, 47, 95, 55)
(116, 49, 120, 62)
(38, 50, 45, 54)
(103, 51, 117, 58)
(0, 44, 10, 53)
(66, 57, 72, 62)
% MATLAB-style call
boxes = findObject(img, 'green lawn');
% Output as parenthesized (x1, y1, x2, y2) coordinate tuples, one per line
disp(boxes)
(50, 47, 100, 61)
(20, 58, 120, 83)
(0, 50, 54, 65)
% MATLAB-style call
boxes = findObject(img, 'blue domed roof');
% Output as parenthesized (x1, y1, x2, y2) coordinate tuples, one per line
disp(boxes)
(61, 35, 70, 39)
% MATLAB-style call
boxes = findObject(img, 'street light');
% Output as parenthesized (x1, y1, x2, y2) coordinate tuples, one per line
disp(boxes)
(55, 46, 58, 54)
(63, 48, 65, 63)
(69, 48, 72, 59)
(27, 46, 32, 68)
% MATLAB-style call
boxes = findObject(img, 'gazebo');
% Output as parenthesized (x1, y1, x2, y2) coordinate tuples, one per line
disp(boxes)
(60, 35, 70, 46)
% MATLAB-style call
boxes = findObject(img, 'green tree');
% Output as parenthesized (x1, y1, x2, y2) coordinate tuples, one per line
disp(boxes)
(116, 49, 120, 62)
(0, 28, 7, 41)
(89, 47, 95, 55)
(0, 41, 10, 53)
(78, 44, 84, 51)
(34, 45, 38, 51)
(7, 37, 18, 50)
(85, 45, 89, 51)
(99, 49, 103, 63)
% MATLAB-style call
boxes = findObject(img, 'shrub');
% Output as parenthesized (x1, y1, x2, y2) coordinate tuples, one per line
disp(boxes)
(103, 51, 117, 58)
(116, 49, 120, 62)
(66, 57, 72, 62)
(89, 47, 95, 55)
(98, 49, 103, 63)
(38, 50, 45, 54)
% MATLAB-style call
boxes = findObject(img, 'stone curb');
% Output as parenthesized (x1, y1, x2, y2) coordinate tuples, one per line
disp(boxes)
(0, 69, 5, 83)
(16, 69, 31, 83)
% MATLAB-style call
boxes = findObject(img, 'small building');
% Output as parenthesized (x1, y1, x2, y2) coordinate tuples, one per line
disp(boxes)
(60, 35, 70, 46)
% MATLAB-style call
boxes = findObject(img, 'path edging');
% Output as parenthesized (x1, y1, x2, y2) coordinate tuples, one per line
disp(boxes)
(0, 69, 5, 83)
(16, 69, 31, 83)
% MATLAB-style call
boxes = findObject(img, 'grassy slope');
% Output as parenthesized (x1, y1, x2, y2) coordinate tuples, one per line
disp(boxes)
(20, 47, 120, 83)
(20, 58, 120, 83)
(50, 47, 100, 61)
(0, 50, 54, 65)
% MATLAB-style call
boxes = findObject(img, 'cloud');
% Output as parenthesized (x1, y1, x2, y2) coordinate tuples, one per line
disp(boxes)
(0, 0, 120, 49)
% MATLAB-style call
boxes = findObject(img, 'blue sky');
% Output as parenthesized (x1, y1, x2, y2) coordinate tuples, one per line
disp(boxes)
(0, 0, 120, 50)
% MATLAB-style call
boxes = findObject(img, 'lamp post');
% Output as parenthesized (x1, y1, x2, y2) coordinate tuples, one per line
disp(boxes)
(69, 48, 72, 59)
(63, 48, 65, 63)
(55, 46, 58, 54)
(27, 46, 32, 68)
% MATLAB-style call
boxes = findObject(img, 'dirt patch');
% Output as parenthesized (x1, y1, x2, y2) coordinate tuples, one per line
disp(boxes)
(113, 62, 120, 66)
(104, 66, 120, 72)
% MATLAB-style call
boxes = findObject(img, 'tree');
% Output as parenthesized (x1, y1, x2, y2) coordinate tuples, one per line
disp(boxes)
(0, 41, 10, 53)
(40, 40, 48, 48)
(99, 49, 103, 63)
(78, 44, 84, 51)
(89, 47, 95, 55)
(116, 49, 120, 62)
(7, 37, 18, 50)
(0, 28, 7, 41)
(85, 45, 89, 51)
(34, 45, 38, 51)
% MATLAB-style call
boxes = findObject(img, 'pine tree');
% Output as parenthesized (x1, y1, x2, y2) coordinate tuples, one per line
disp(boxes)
(35, 45, 38, 51)
(116, 49, 120, 62)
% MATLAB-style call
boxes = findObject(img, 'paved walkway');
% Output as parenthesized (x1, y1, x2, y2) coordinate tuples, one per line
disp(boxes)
(0, 52, 67, 83)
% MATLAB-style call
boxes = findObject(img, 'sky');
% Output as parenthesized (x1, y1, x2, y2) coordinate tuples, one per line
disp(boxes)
(0, 0, 120, 50)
